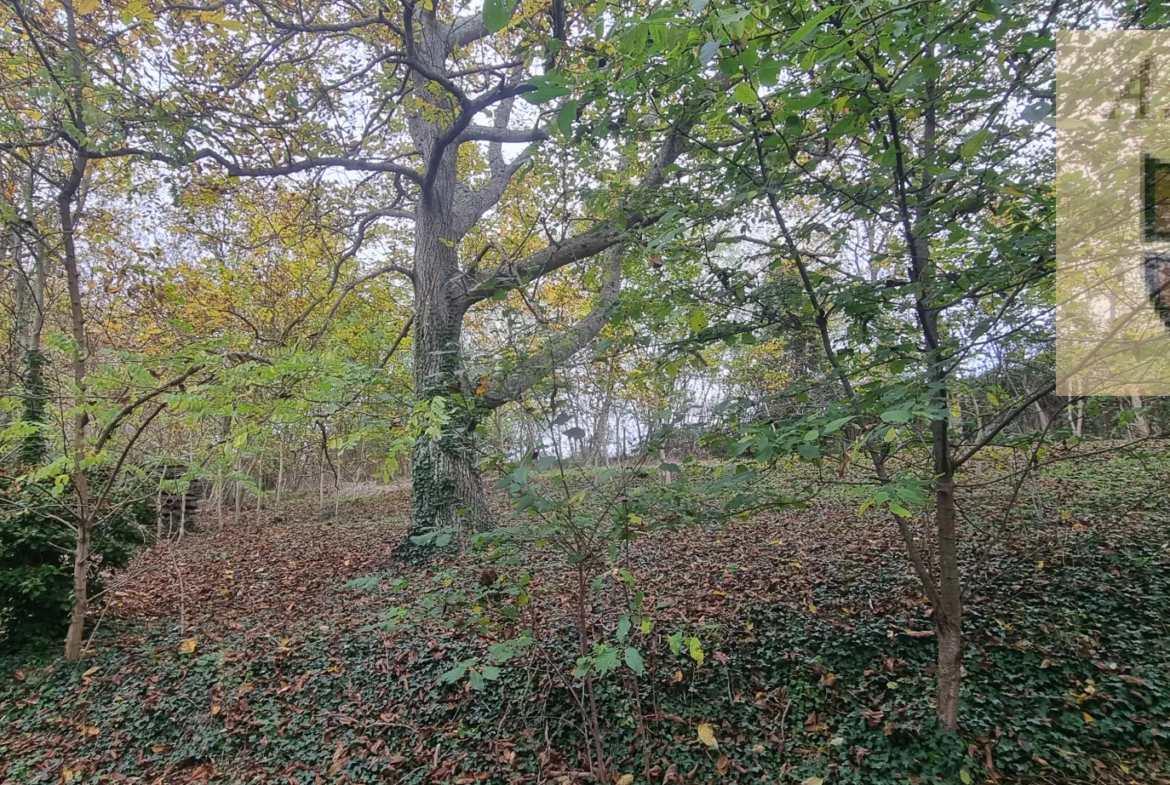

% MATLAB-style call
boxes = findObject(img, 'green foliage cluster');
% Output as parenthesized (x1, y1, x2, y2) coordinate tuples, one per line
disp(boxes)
(0, 477, 152, 650)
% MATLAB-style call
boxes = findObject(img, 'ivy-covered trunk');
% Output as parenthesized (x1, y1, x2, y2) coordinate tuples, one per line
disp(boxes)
(17, 349, 48, 465)
(405, 30, 497, 543)
(13, 159, 48, 467)
(408, 204, 497, 539)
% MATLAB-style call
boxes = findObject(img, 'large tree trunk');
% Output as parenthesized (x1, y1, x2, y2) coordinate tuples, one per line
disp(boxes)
(408, 200, 497, 539)
(405, 20, 496, 544)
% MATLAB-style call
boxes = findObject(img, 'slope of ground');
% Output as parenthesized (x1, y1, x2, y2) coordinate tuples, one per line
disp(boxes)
(2, 454, 1169, 785)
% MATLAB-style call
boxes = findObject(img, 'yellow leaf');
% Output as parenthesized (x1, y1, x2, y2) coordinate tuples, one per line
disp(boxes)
(76, 0, 100, 13)
(809, 603, 818, 613)
(476, 374, 490, 395)
(801, 777, 824, 785)
(617, 776, 634, 785)
(1082, 712, 1094, 723)
(179, 638, 197, 654)
(960, 770, 973, 785)
(1061, 509, 1072, 521)
(1036, 561, 1044, 569)
(769, 539, 783, 545)
(792, 561, 803, 569)
(211, 704, 221, 716)
(697, 722, 718, 747)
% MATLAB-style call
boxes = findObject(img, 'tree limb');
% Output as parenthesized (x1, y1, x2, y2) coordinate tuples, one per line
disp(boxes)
(482, 243, 624, 408)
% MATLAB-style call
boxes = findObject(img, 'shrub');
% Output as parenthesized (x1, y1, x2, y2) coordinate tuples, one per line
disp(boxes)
(0, 475, 152, 650)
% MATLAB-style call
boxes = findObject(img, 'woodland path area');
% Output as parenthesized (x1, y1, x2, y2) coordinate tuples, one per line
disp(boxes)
(3, 456, 1170, 785)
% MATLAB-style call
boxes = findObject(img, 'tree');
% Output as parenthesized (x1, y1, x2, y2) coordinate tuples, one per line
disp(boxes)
(650, 0, 1110, 729)
(1, 0, 199, 658)
(140, 0, 706, 537)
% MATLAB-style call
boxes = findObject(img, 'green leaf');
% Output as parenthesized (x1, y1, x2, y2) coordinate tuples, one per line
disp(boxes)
(468, 669, 486, 690)
(733, 82, 758, 104)
(595, 646, 619, 673)
(624, 646, 645, 675)
(782, 6, 837, 50)
(960, 129, 991, 160)
(797, 443, 820, 460)
(557, 100, 578, 137)
(616, 614, 632, 640)
(668, 631, 683, 655)
(565, 426, 586, 440)
(438, 661, 470, 684)
(700, 40, 720, 66)
(687, 636, 705, 665)
(785, 91, 824, 111)
(823, 416, 852, 434)
(524, 75, 571, 105)
(759, 57, 781, 86)
(880, 409, 911, 423)
(483, 0, 514, 32)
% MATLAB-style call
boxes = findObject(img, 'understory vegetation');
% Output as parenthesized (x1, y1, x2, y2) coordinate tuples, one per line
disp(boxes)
(2, 450, 1168, 784)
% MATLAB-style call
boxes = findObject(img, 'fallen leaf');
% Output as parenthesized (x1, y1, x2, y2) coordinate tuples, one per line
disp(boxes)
(801, 777, 824, 785)
(179, 638, 197, 654)
(617, 776, 634, 785)
(697, 723, 717, 747)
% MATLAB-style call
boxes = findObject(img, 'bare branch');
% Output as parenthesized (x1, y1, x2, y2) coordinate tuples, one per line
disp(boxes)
(456, 125, 549, 144)
(92, 365, 205, 455)
(482, 243, 624, 408)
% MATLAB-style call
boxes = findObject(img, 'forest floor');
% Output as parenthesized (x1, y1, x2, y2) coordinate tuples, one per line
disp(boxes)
(2, 447, 1170, 785)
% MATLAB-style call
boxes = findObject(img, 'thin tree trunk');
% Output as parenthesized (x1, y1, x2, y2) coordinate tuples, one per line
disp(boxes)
(276, 440, 284, 507)
(62, 160, 92, 662)
(14, 155, 48, 465)
(932, 415, 962, 731)
(233, 477, 242, 528)
(1130, 394, 1151, 438)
